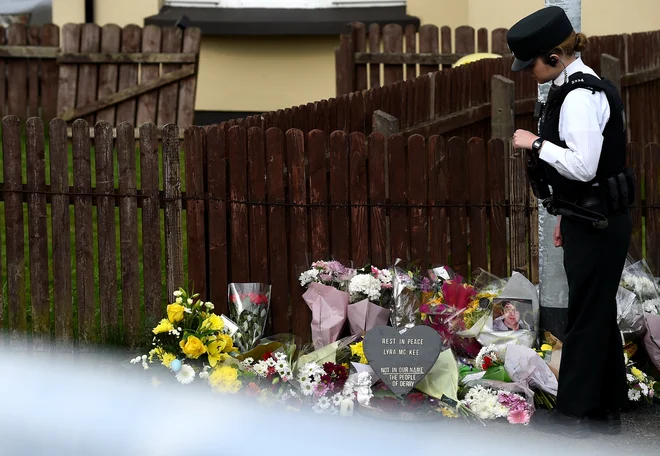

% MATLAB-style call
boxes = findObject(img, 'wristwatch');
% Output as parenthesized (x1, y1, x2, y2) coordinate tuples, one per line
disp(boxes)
(532, 137, 544, 153)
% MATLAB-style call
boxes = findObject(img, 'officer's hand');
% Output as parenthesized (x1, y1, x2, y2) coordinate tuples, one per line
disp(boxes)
(512, 129, 539, 150)
(554, 216, 563, 248)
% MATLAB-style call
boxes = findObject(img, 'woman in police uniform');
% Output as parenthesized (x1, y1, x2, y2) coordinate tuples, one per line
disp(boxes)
(507, 7, 633, 437)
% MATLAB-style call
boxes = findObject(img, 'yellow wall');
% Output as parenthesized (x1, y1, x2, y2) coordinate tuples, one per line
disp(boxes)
(51, 0, 660, 115)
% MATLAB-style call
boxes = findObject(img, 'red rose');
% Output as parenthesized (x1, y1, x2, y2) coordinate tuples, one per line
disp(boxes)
(482, 356, 493, 370)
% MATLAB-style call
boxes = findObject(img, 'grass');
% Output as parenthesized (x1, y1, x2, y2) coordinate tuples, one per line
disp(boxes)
(0, 127, 189, 348)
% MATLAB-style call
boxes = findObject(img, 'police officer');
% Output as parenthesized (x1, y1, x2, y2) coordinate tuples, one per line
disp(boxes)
(507, 7, 633, 437)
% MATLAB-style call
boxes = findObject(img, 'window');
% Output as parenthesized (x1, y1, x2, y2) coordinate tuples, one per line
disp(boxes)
(165, 0, 405, 7)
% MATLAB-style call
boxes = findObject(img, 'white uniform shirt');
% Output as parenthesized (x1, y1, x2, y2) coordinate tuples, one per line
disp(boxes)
(538, 57, 611, 183)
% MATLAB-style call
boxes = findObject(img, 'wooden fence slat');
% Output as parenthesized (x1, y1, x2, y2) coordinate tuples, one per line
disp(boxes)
(389, 133, 409, 262)
(477, 28, 489, 53)
(487, 141, 507, 278)
(247, 127, 269, 284)
(95, 121, 118, 343)
(228, 126, 250, 282)
(419, 25, 439, 77)
(137, 25, 163, 126)
(447, 136, 468, 278)
(117, 122, 140, 347)
(157, 26, 183, 126)
(57, 24, 81, 119)
(49, 118, 73, 346)
(383, 24, 403, 86)
(368, 132, 387, 268)
(163, 124, 184, 299)
(0, 26, 6, 116)
(178, 27, 202, 128)
(428, 135, 449, 266)
(287, 129, 310, 341)
(492, 28, 509, 54)
(349, 91, 364, 133)
(627, 143, 643, 258)
(183, 126, 207, 298)
(368, 23, 381, 89)
(405, 24, 417, 81)
(335, 25, 355, 96)
(408, 134, 428, 269)
(467, 137, 488, 275)
(72, 119, 96, 345)
(350, 132, 369, 267)
(26, 117, 49, 350)
(455, 26, 475, 54)
(309, 129, 330, 261)
(266, 127, 290, 335)
(96, 24, 121, 124)
(116, 25, 142, 125)
(7, 24, 27, 120)
(528, 186, 539, 284)
(644, 143, 660, 271)
(206, 123, 229, 314)
(40, 24, 60, 120)
(139, 122, 163, 327)
(509, 146, 528, 278)
(76, 23, 101, 124)
(329, 131, 351, 264)
(354, 22, 368, 91)
(3, 116, 25, 345)
(27, 26, 40, 118)
(336, 95, 347, 131)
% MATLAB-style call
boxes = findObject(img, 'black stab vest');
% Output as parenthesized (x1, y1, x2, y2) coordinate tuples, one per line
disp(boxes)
(539, 71, 627, 200)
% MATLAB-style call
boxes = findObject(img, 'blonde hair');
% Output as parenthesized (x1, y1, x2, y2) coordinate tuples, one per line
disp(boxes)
(550, 31, 589, 56)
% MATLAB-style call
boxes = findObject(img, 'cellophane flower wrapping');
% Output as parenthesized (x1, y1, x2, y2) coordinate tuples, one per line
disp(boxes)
(389, 260, 431, 333)
(302, 282, 349, 350)
(228, 283, 272, 353)
(620, 257, 660, 315)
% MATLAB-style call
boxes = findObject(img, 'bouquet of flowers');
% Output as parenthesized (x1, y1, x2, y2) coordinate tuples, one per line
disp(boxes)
(461, 269, 507, 333)
(389, 260, 433, 332)
(460, 384, 533, 424)
(295, 360, 359, 414)
(228, 283, 272, 353)
(625, 360, 656, 403)
(620, 258, 660, 315)
(299, 260, 356, 290)
(130, 288, 237, 385)
(346, 265, 393, 335)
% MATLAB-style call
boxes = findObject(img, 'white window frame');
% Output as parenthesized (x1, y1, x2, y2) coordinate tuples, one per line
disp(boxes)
(165, 0, 405, 8)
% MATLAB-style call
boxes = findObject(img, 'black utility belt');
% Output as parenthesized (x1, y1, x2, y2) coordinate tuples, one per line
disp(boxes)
(545, 169, 635, 229)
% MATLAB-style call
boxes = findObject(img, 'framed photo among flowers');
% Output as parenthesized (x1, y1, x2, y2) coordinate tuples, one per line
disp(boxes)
(491, 298, 534, 332)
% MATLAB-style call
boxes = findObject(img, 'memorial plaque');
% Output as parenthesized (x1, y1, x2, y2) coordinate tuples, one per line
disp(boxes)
(363, 325, 442, 396)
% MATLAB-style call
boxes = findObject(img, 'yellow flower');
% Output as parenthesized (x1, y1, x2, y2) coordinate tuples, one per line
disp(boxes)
(206, 338, 229, 367)
(541, 344, 553, 352)
(631, 367, 645, 381)
(161, 352, 176, 368)
(218, 334, 235, 353)
(167, 303, 185, 323)
(153, 318, 174, 335)
(180, 335, 207, 359)
(208, 365, 242, 394)
(350, 341, 368, 364)
(201, 314, 224, 332)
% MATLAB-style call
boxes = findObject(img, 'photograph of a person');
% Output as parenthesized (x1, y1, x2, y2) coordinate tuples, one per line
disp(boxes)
(491, 299, 534, 332)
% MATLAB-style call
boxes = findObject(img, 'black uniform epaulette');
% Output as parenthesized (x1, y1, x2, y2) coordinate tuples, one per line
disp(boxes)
(556, 72, 621, 108)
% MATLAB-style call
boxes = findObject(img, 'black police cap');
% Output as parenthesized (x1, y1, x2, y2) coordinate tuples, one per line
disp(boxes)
(507, 6, 574, 72)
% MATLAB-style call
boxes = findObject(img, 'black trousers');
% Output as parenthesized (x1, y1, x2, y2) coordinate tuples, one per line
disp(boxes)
(556, 207, 632, 417)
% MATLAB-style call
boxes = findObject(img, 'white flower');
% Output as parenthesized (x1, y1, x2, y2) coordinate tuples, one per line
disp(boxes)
(628, 389, 641, 401)
(253, 363, 269, 377)
(642, 298, 660, 314)
(640, 383, 649, 395)
(627, 374, 636, 382)
(205, 302, 214, 310)
(187, 298, 193, 305)
(176, 297, 183, 304)
(130, 356, 142, 364)
(299, 268, 320, 287)
(176, 364, 195, 385)
(313, 396, 332, 413)
(300, 379, 316, 396)
(461, 385, 508, 420)
(348, 274, 382, 301)
(173, 290, 182, 297)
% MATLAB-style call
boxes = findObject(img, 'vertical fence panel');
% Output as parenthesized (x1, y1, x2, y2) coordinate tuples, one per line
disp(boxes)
(428, 135, 449, 266)
(447, 137, 469, 278)
(184, 126, 208, 297)
(228, 126, 250, 282)
(116, 25, 142, 125)
(350, 132, 369, 267)
(178, 27, 203, 128)
(117, 123, 140, 347)
(7, 25, 27, 120)
(137, 25, 163, 126)
(368, 23, 381, 89)
(419, 25, 439, 76)
(72, 119, 96, 345)
(77, 24, 101, 124)
(96, 24, 121, 125)
(383, 24, 403, 86)
(389, 134, 409, 262)
(408, 134, 428, 269)
(26, 118, 49, 350)
(95, 121, 118, 343)
(330, 131, 350, 264)
(627, 143, 643, 259)
(287, 129, 311, 341)
(163, 124, 184, 299)
(368, 132, 387, 268)
(27, 26, 40, 118)
(40, 24, 60, 120)
(3, 116, 25, 345)
(354, 22, 368, 91)
(467, 138, 488, 275)
(266, 128, 290, 334)
(247, 127, 269, 284)
(157, 26, 184, 126)
(509, 147, 529, 278)
(488, 138, 508, 277)
(308, 130, 330, 261)
(405, 24, 417, 81)
(644, 143, 660, 271)
(139, 123, 163, 326)
(57, 24, 81, 121)
(49, 118, 73, 346)
(0, 26, 6, 116)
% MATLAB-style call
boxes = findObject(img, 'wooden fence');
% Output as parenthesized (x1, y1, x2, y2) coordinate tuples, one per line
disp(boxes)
(0, 116, 658, 349)
(0, 23, 201, 127)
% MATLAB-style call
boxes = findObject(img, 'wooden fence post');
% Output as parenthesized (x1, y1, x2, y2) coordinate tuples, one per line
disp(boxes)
(336, 23, 356, 96)
(491, 75, 515, 200)
(372, 110, 399, 265)
(601, 53, 622, 96)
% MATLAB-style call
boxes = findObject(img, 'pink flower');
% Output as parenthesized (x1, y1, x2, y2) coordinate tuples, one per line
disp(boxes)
(508, 408, 531, 425)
